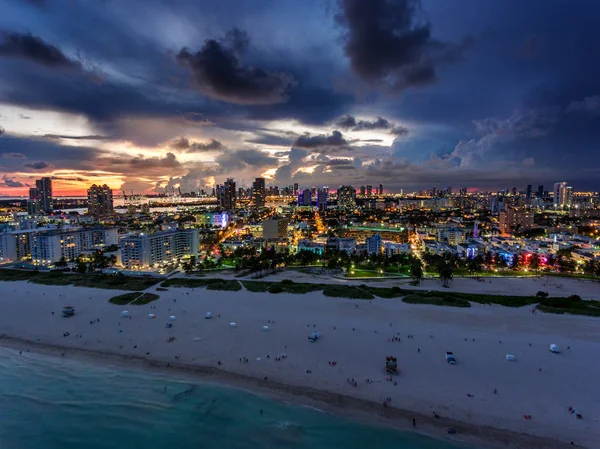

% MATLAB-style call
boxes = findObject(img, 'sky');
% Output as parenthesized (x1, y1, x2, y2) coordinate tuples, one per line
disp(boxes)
(1, 0, 599, 196)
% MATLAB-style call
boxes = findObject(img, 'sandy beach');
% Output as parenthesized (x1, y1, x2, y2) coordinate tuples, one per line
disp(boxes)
(0, 278, 598, 448)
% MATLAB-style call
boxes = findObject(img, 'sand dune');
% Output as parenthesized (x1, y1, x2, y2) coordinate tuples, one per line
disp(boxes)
(0, 279, 598, 448)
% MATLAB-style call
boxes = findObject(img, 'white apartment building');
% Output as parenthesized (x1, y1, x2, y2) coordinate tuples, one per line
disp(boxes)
(1, 227, 118, 264)
(120, 228, 199, 269)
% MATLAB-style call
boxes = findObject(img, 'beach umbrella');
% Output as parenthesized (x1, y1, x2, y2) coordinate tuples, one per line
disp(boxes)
(229, 322, 237, 327)
(121, 311, 129, 318)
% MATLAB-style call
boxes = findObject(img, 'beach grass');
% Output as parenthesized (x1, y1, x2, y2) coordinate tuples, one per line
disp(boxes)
(205, 280, 241, 291)
(322, 285, 374, 299)
(537, 298, 600, 317)
(109, 292, 142, 305)
(130, 293, 160, 305)
(156, 287, 169, 292)
(242, 280, 326, 294)
(402, 294, 471, 307)
(12, 271, 161, 291)
(161, 278, 241, 291)
(363, 286, 404, 298)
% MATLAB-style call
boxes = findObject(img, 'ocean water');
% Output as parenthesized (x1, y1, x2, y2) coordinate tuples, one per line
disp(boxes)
(0, 348, 474, 449)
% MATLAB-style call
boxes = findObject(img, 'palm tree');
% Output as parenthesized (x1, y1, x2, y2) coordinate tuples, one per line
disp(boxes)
(438, 261, 454, 287)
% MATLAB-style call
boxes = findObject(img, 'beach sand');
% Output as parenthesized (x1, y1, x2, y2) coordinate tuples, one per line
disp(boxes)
(0, 279, 598, 448)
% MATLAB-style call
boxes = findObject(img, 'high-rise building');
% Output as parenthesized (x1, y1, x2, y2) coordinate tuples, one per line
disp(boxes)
(366, 185, 373, 196)
(499, 206, 534, 234)
(298, 189, 312, 206)
(293, 183, 299, 195)
(120, 228, 199, 269)
(262, 218, 289, 240)
(379, 184, 384, 195)
(526, 184, 533, 202)
(553, 182, 572, 208)
(217, 178, 236, 210)
(537, 185, 544, 198)
(337, 185, 356, 208)
(27, 187, 40, 216)
(87, 184, 114, 216)
(317, 190, 328, 211)
(360, 186, 366, 196)
(366, 234, 382, 255)
(31, 177, 52, 214)
(252, 177, 266, 208)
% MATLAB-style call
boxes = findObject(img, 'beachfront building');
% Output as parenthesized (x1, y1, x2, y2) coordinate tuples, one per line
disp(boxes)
(326, 237, 357, 254)
(383, 242, 411, 257)
(2, 227, 118, 265)
(297, 239, 324, 255)
(120, 228, 199, 269)
(436, 227, 466, 245)
(366, 234, 383, 255)
(0, 230, 17, 261)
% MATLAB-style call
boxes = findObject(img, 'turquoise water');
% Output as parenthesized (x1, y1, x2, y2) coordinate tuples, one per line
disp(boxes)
(0, 348, 474, 449)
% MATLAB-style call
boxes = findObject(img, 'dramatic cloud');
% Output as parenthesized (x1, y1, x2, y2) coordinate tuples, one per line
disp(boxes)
(24, 161, 50, 169)
(214, 149, 278, 170)
(0, 32, 80, 69)
(336, 0, 471, 89)
(293, 130, 348, 149)
(2, 152, 26, 159)
(391, 126, 409, 136)
(1, 176, 25, 187)
(177, 29, 296, 105)
(336, 114, 410, 135)
(169, 136, 224, 152)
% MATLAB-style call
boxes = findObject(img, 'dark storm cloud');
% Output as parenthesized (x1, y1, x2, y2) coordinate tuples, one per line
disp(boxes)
(335, 114, 410, 135)
(43, 134, 108, 140)
(0, 32, 80, 69)
(293, 130, 348, 148)
(215, 149, 278, 170)
(169, 137, 224, 152)
(336, 0, 471, 89)
(391, 126, 409, 136)
(24, 161, 50, 169)
(177, 28, 296, 105)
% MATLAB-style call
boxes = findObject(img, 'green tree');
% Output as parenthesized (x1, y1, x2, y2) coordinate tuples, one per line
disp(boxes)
(438, 261, 454, 287)
(410, 260, 424, 284)
(583, 260, 596, 276)
(55, 256, 68, 268)
(511, 255, 521, 271)
(529, 254, 541, 272)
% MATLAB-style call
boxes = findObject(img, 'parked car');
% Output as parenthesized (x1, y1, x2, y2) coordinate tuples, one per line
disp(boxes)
(445, 351, 457, 364)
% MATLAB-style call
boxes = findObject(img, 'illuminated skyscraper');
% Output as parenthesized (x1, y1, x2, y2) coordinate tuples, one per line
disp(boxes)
(553, 182, 572, 208)
(252, 177, 266, 208)
(217, 178, 237, 210)
(87, 184, 114, 216)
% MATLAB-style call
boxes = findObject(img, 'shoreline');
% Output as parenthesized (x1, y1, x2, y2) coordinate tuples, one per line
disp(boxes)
(0, 335, 580, 449)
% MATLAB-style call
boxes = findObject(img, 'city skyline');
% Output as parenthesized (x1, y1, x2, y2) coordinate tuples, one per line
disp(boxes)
(1, 1, 600, 195)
